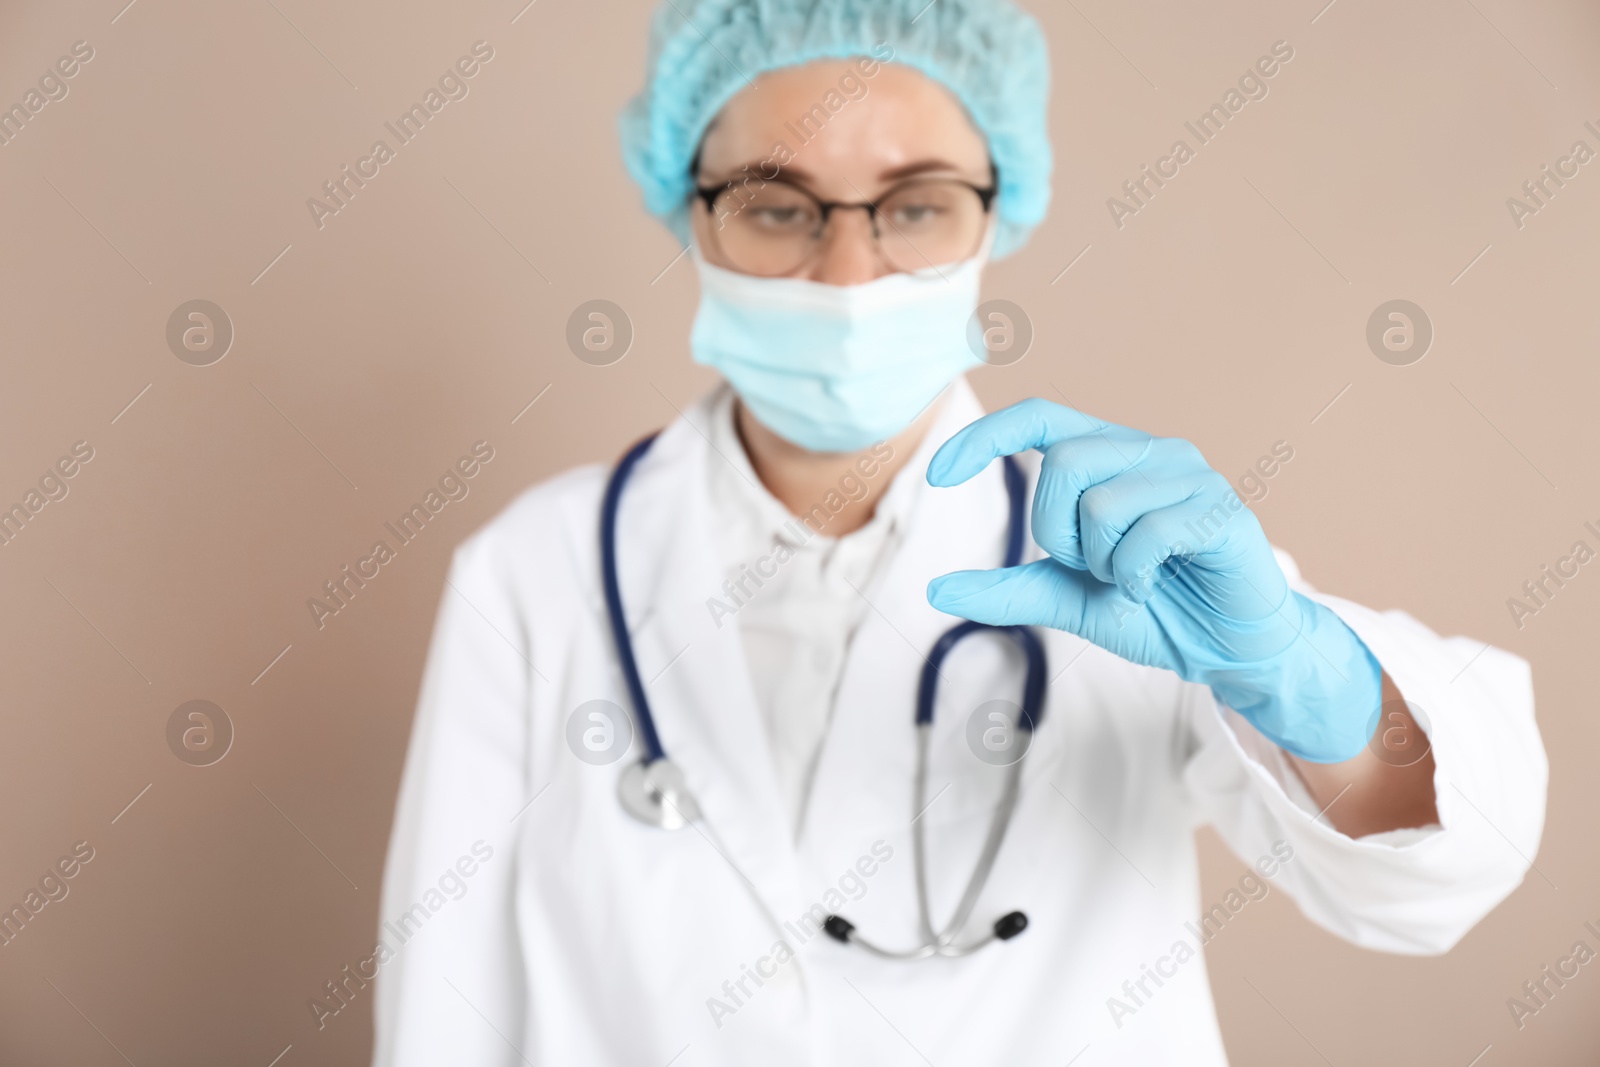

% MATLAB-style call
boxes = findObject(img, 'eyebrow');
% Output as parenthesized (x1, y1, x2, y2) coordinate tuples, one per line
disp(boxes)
(699, 158, 982, 187)
(878, 159, 968, 181)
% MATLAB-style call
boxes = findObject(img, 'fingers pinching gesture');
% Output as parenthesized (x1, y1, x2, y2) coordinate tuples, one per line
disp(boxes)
(926, 398, 1381, 764)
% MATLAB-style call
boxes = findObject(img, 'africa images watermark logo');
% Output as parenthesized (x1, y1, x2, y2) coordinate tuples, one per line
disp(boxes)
(696, 43, 896, 231)
(705, 841, 894, 1029)
(1505, 119, 1600, 231)
(1105, 40, 1295, 229)
(703, 442, 895, 628)
(1105, 840, 1295, 1029)
(0, 440, 95, 550)
(1505, 919, 1600, 1031)
(0, 39, 95, 149)
(305, 441, 495, 630)
(305, 41, 495, 230)
(0, 841, 97, 949)
(306, 840, 494, 1030)
(1111, 440, 1294, 625)
(1505, 518, 1600, 629)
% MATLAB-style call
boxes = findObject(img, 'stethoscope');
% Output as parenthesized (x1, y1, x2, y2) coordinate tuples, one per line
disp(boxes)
(600, 433, 1048, 957)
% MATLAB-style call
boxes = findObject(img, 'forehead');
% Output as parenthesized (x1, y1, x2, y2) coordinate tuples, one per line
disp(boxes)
(696, 59, 989, 190)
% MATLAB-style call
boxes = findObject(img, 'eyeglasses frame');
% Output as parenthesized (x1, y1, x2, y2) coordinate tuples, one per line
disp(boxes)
(687, 162, 1000, 272)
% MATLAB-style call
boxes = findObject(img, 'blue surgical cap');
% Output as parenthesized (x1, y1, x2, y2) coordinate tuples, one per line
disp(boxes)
(620, 0, 1052, 259)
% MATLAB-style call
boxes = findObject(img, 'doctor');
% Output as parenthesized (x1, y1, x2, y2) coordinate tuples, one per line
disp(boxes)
(374, 1, 1547, 1063)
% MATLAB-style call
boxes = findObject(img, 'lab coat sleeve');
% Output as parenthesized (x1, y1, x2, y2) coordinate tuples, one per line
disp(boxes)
(1179, 546, 1548, 955)
(372, 529, 532, 1067)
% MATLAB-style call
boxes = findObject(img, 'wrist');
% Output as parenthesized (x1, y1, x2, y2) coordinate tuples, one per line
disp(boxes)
(1212, 593, 1383, 763)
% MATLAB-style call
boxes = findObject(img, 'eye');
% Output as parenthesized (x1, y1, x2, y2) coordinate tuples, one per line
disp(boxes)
(889, 202, 946, 225)
(748, 205, 813, 229)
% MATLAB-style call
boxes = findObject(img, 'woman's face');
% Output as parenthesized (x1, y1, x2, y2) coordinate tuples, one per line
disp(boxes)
(691, 60, 991, 286)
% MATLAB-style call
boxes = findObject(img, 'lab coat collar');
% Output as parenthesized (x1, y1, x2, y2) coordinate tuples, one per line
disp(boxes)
(612, 396, 806, 925)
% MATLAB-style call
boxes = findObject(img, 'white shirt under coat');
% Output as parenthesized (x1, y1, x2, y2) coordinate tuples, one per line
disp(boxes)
(703, 384, 917, 839)
(373, 378, 1547, 1066)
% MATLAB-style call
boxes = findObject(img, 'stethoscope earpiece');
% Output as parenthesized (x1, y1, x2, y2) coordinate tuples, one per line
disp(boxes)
(822, 915, 855, 944)
(820, 913, 1028, 947)
(994, 910, 1028, 941)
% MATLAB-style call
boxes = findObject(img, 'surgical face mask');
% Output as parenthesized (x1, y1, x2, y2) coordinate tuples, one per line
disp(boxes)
(689, 241, 989, 453)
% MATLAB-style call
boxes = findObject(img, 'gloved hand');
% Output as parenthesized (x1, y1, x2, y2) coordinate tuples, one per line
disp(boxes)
(925, 398, 1382, 763)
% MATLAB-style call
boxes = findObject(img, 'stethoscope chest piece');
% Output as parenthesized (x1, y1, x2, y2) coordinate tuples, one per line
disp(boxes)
(618, 758, 700, 829)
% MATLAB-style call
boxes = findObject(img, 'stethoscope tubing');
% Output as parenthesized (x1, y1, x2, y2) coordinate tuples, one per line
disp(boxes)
(600, 434, 668, 766)
(600, 431, 1046, 956)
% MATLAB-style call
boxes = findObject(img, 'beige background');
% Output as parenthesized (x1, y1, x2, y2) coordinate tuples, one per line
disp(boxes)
(1, 0, 1597, 1063)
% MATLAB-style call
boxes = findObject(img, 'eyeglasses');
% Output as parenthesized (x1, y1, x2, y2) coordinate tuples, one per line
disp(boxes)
(692, 172, 998, 277)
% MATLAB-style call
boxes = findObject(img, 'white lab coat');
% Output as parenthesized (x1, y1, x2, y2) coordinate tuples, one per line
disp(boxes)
(373, 382, 1546, 1066)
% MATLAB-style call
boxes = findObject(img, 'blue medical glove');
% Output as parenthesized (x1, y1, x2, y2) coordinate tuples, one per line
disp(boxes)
(925, 398, 1382, 763)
